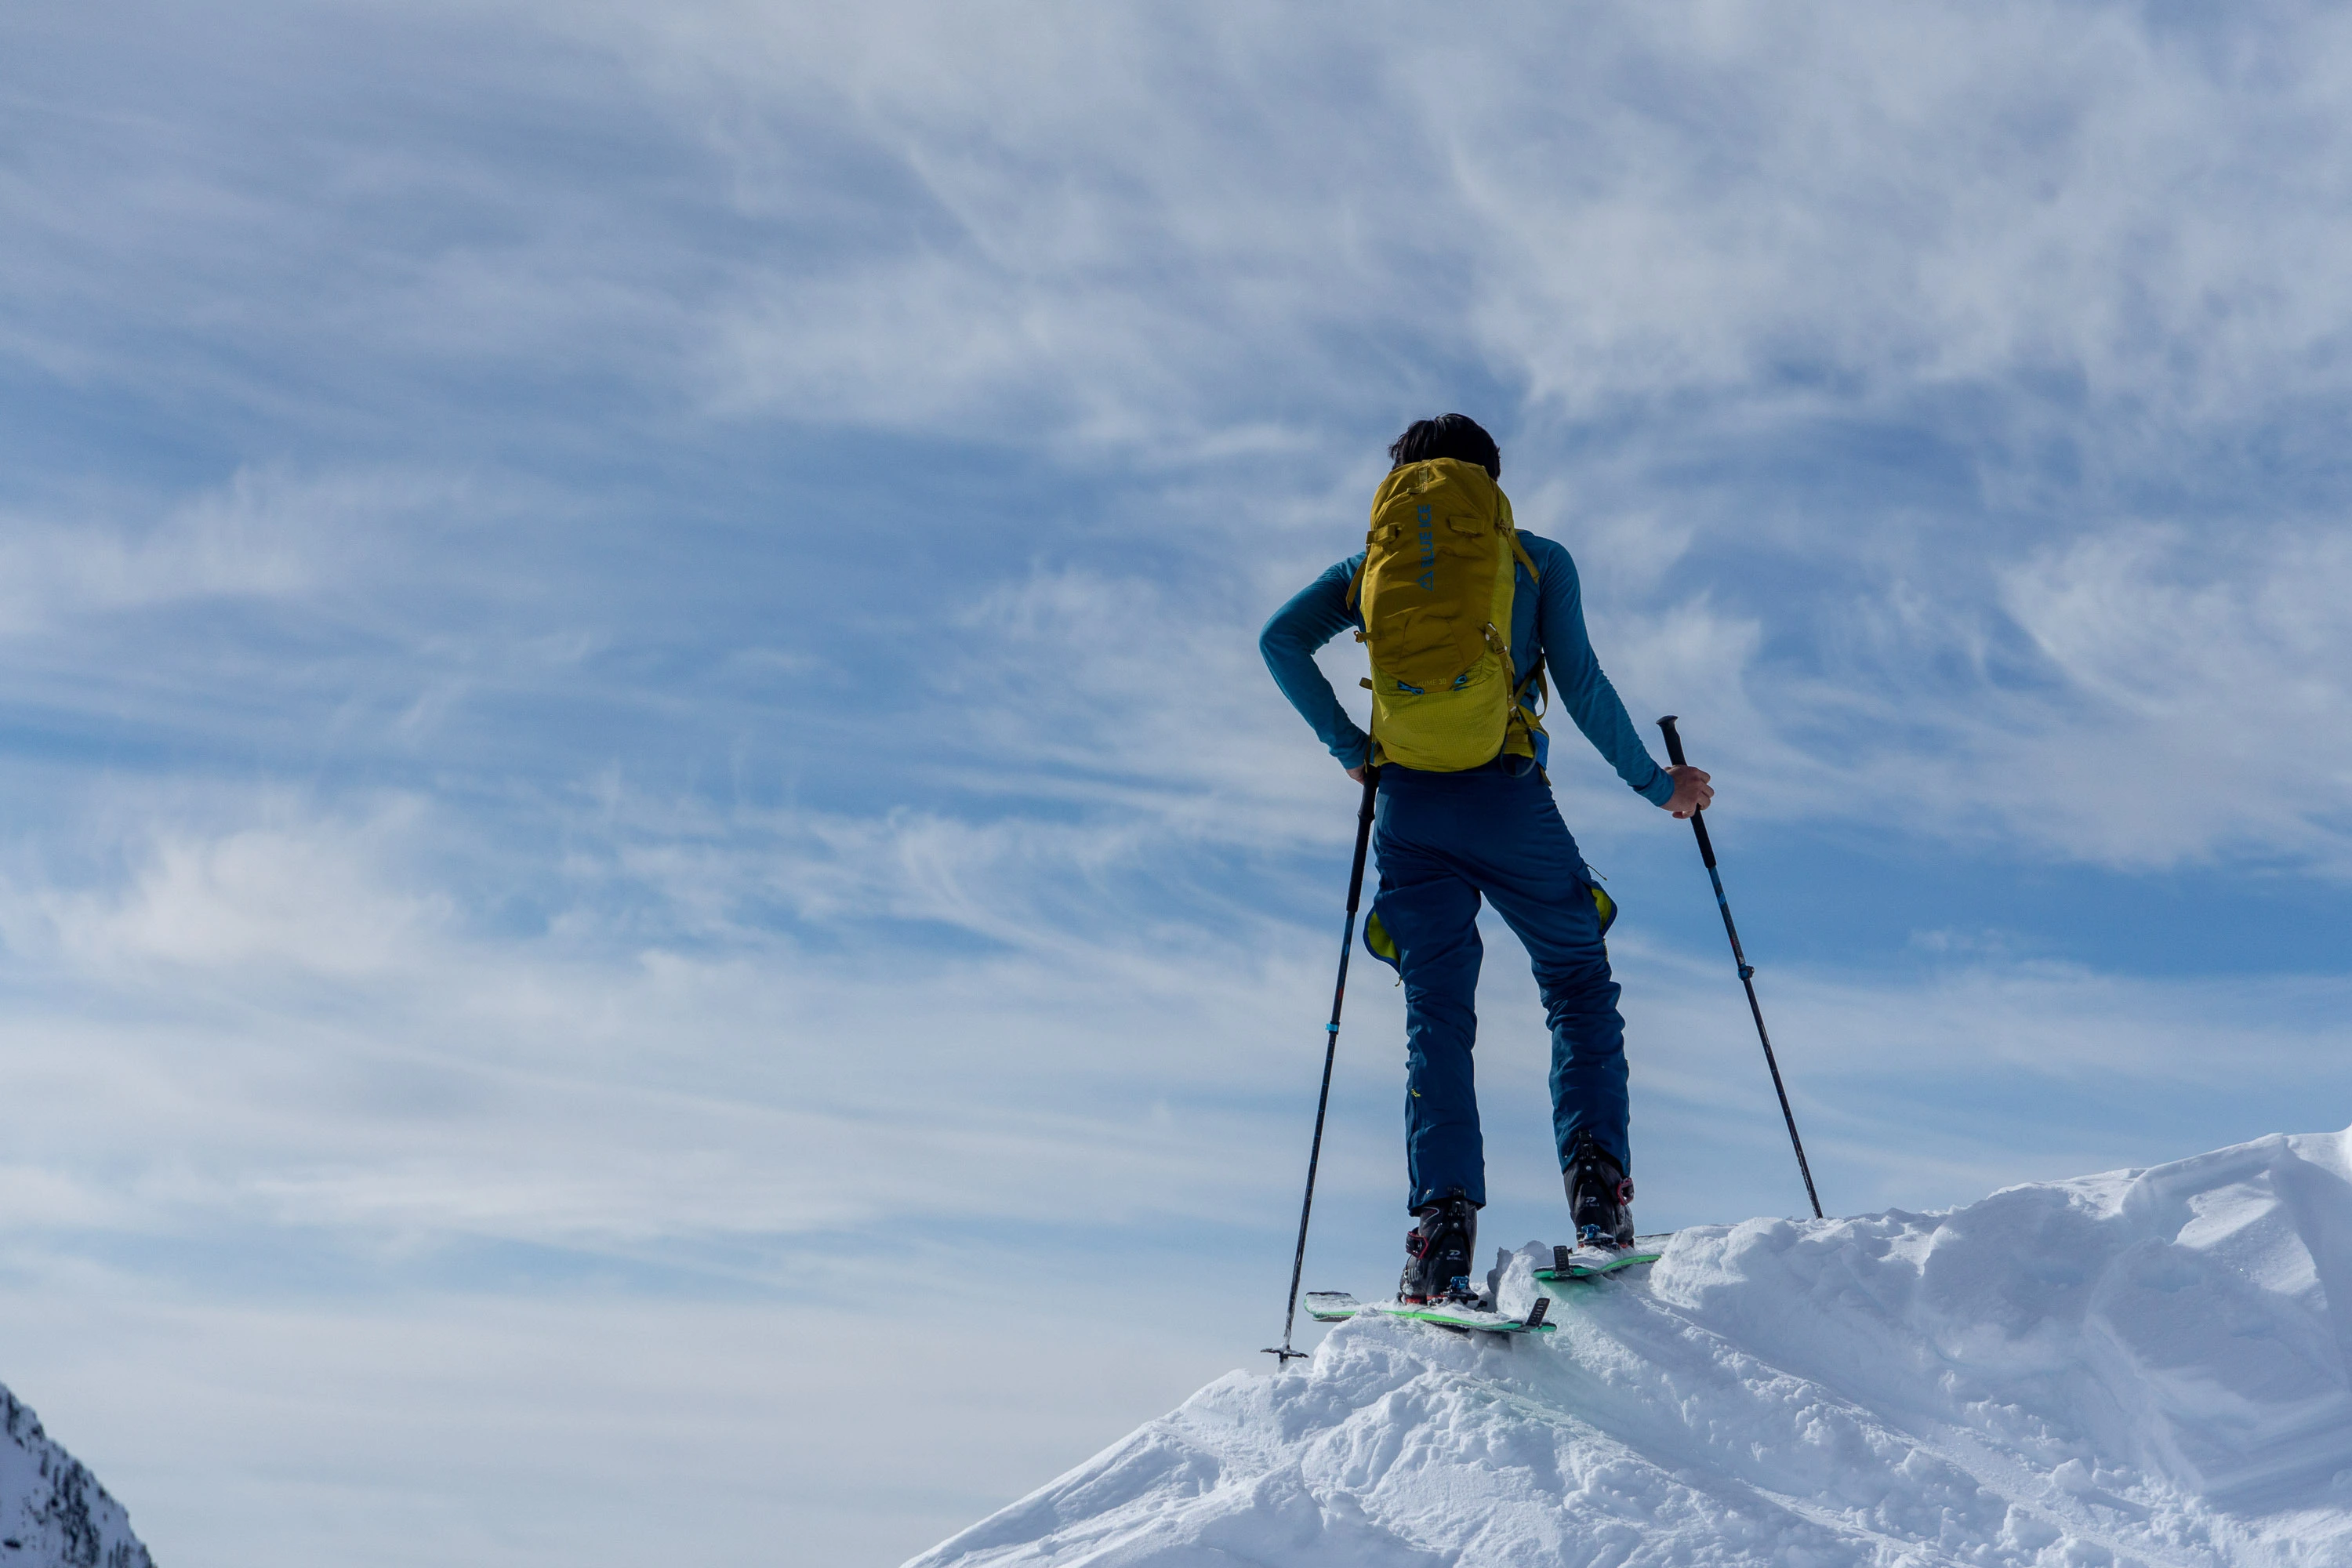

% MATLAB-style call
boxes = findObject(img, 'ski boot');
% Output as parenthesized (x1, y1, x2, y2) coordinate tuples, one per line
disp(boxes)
(1564, 1131, 1635, 1250)
(1399, 1192, 1479, 1304)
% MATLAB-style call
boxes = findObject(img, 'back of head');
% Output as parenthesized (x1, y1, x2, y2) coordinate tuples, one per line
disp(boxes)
(1388, 414, 1501, 481)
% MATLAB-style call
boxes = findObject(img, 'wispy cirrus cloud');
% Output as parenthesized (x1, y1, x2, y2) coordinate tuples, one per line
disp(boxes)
(490, 0, 2352, 878)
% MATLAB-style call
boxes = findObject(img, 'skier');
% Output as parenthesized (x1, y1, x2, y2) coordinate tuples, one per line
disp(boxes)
(1260, 414, 1711, 1305)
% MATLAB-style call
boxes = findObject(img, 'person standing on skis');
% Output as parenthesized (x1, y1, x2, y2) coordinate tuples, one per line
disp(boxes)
(1259, 414, 1712, 1304)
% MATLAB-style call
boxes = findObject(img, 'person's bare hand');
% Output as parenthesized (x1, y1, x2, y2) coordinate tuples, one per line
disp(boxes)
(1662, 765, 1713, 818)
(1347, 764, 1369, 783)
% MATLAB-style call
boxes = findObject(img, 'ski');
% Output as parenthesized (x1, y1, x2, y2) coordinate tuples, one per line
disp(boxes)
(1303, 1290, 1556, 1335)
(1534, 1232, 1671, 1283)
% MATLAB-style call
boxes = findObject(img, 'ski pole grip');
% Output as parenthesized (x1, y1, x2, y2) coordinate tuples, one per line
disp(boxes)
(1657, 715, 1716, 866)
(1657, 714, 1690, 768)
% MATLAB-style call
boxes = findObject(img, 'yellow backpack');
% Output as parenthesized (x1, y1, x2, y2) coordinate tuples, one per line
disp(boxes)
(1348, 458, 1546, 771)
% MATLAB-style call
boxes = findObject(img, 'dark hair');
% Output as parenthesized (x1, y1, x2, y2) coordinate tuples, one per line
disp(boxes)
(1388, 414, 1500, 479)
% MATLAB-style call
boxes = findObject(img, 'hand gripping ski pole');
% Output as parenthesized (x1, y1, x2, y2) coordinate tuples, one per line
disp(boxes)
(1657, 717, 1824, 1221)
(1265, 767, 1380, 1366)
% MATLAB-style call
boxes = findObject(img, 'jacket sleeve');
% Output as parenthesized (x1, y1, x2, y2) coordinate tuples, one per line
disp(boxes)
(1536, 546, 1675, 805)
(1259, 555, 1372, 771)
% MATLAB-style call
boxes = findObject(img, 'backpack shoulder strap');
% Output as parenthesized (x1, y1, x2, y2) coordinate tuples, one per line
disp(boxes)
(1504, 517, 1542, 708)
(1508, 528, 1539, 585)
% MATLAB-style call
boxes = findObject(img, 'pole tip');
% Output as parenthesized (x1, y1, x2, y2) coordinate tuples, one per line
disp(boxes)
(1657, 714, 1678, 728)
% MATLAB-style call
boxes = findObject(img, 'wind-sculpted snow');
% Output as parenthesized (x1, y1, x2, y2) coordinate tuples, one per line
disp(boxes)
(913, 1130, 2352, 1566)
(0, 1385, 154, 1568)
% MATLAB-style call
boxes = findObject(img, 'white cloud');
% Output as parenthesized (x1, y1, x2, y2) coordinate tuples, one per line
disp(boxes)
(1703, 517, 2352, 871)
(524, 0, 2352, 452)
(0, 469, 332, 634)
(38, 805, 449, 978)
(1984, 522, 2352, 865)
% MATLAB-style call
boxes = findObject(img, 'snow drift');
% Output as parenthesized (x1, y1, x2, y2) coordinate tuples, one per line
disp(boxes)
(914, 1130, 2352, 1566)
(1, 1384, 153, 1568)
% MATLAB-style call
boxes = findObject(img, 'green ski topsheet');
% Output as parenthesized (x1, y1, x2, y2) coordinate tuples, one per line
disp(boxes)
(1301, 1292, 1555, 1334)
(1534, 1233, 1672, 1283)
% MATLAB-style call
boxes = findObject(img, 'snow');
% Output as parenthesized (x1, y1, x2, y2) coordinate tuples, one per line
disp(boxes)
(0, 1384, 153, 1568)
(912, 1130, 2352, 1566)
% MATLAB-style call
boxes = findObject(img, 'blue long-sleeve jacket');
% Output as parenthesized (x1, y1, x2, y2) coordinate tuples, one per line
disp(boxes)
(1259, 532, 1675, 806)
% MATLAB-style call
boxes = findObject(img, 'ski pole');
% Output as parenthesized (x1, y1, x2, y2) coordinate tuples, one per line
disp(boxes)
(1264, 765, 1380, 1366)
(1657, 717, 1824, 1221)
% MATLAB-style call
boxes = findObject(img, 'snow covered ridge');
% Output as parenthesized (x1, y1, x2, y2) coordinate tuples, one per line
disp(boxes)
(0, 1385, 153, 1568)
(913, 1130, 2352, 1566)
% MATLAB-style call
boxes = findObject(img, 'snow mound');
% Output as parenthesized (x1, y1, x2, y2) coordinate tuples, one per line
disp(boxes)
(1, 1383, 154, 1568)
(913, 1130, 2352, 1566)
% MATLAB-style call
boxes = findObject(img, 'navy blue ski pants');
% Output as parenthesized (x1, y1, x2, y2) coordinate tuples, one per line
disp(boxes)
(1370, 757, 1630, 1211)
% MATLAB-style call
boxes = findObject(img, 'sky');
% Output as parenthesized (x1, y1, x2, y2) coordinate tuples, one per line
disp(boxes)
(3, 2, 2351, 1564)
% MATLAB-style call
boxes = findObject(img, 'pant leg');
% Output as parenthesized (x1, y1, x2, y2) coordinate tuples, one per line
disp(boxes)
(1370, 784, 1487, 1210)
(1447, 768, 1632, 1179)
